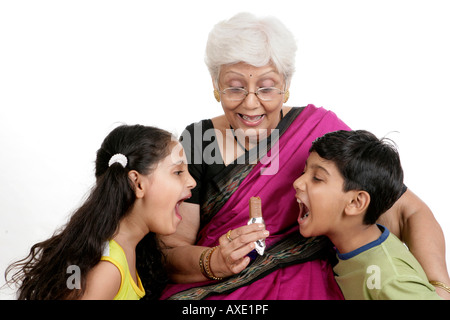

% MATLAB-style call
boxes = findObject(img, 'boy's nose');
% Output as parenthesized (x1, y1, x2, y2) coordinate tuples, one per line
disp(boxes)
(293, 174, 305, 192)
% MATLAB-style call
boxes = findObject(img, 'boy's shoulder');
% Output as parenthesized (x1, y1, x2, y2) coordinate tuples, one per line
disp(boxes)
(334, 226, 441, 300)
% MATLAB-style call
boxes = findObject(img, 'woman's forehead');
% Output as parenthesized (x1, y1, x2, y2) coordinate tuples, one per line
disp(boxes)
(219, 62, 281, 81)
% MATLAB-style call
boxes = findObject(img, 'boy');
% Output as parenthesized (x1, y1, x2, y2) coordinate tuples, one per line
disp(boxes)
(293, 130, 441, 300)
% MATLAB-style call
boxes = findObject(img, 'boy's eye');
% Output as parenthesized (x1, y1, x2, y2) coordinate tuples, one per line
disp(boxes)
(174, 171, 183, 176)
(313, 176, 323, 182)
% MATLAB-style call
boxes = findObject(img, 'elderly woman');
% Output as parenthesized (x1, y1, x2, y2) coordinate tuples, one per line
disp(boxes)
(159, 13, 450, 300)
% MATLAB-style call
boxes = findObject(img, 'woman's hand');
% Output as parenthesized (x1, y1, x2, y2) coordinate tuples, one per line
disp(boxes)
(210, 223, 269, 278)
(160, 202, 269, 283)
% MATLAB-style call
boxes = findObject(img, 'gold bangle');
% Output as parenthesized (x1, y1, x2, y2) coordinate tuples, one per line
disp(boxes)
(199, 248, 209, 279)
(430, 280, 450, 293)
(202, 246, 224, 281)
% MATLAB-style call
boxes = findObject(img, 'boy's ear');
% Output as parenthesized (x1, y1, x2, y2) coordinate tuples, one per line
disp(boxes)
(345, 190, 370, 217)
(128, 170, 145, 199)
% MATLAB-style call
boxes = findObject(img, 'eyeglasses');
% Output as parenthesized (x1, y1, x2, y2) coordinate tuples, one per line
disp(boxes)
(219, 87, 285, 102)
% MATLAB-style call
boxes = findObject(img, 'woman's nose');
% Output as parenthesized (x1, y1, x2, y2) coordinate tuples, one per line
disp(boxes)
(241, 89, 261, 109)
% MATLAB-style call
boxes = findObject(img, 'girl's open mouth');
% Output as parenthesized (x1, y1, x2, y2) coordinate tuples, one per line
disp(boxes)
(175, 194, 192, 220)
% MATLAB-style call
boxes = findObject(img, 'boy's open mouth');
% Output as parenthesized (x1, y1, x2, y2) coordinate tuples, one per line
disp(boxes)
(297, 198, 310, 222)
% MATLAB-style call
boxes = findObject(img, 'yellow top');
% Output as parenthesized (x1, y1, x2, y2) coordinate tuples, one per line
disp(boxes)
(101, 240, 145, 300)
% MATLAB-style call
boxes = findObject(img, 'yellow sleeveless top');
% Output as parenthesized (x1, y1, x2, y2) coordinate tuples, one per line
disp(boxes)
(101, 240, 145, 300)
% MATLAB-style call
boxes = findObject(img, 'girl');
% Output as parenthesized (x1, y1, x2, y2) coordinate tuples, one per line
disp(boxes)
(5, 124, 196, 300)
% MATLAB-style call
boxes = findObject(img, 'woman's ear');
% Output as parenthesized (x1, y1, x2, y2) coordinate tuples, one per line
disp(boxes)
(211, 77, 218, 90)
(212, 77, 220, 102)
(128, 170, 145, 199)
(345, 190, 370, 217)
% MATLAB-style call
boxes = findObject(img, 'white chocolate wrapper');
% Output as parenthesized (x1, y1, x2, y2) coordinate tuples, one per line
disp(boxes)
(247, 217, 266, 255)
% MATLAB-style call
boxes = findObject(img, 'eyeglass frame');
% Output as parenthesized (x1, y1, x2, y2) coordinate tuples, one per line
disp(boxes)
(218, 86, 286, 102)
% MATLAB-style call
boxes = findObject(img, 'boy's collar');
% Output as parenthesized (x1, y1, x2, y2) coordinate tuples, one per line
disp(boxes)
(336, 224, 389, 260)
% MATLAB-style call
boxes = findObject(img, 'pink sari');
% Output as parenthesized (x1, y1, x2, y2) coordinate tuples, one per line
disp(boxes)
(161, 105, 350, 300)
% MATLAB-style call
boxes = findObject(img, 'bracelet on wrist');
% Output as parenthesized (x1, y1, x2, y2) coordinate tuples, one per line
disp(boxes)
(199, 246, 224, 281)
(430, 280, 450, 293)
(199, 247, 209, 279)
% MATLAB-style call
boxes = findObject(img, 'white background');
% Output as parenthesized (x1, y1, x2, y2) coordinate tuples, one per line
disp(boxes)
(1, 0, 449, 299)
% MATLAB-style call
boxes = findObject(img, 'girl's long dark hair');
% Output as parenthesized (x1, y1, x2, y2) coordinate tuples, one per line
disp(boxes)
(5, 124, 173, 300)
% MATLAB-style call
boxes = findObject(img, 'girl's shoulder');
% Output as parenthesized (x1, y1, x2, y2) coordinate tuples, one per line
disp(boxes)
(81, 260, 121, 299)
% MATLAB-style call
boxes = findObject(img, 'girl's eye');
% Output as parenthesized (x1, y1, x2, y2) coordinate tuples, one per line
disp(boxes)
(313, 176, 323, 182)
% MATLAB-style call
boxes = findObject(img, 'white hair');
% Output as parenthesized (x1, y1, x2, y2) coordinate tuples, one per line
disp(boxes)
(205, 12, 297, 85)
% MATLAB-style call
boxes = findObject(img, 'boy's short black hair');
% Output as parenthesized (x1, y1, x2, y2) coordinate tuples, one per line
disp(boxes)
(310, 130, 404, 225)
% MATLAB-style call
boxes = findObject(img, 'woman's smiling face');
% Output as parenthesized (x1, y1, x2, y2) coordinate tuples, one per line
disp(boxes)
(216, 62, 287, 141)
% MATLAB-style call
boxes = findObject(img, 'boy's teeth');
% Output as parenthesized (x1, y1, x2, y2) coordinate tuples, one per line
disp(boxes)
(300, 212, 310, 221)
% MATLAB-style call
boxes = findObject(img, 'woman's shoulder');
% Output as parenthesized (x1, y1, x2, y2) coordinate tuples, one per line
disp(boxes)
(287, 104, 349, 129)
(182, 118, 214, 138)
(187, 116, 217, 130)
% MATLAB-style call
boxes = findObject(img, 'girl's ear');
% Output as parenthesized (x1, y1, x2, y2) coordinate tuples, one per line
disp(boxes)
(128, 170, 145, 199)
(345, 190, 370, 217)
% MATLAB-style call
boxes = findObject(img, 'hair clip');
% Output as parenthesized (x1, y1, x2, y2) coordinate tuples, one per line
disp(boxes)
(108, 153, 128, 168)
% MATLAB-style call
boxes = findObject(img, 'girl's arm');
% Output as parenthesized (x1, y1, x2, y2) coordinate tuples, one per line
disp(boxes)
(80, 261, 121, 300)
(378, 189, 450, 299)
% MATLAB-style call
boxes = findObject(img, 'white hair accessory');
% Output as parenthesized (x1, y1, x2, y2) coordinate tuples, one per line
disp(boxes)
(108, 153, 128, 168)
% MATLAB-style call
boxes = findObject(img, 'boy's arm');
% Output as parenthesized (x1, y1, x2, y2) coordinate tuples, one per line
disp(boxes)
(378, 189, 450, 299)
(376, 276, 442, 300)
